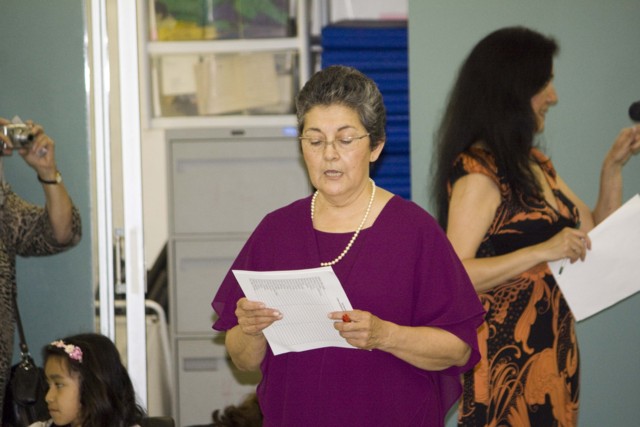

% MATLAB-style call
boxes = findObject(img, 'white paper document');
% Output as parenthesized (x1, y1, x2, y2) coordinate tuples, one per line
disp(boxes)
(549, 194, 640, 321)
(160, 54, 199, 95)
(232, 267, 355, 355)
(194, 52, 280, 115)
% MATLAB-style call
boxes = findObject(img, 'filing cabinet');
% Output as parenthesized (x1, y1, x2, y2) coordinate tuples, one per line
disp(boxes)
(166, 127, 310, 425)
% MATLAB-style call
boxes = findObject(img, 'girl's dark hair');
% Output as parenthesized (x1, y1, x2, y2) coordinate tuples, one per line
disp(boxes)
(432, 26, 558, 229)
(295, 65, 386, 149)
(43, 333, 146, 427)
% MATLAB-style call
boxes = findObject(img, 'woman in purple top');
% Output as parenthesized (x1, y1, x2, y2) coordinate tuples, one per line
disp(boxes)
(212, 65, 485, 426)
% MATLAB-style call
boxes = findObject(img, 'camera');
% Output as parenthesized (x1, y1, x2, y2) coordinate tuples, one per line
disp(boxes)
(1, 124, 34, 153)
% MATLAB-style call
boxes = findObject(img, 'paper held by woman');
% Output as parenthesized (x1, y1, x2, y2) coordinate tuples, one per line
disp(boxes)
(232, 267, 355, 355)
(549, 194, 640, 321)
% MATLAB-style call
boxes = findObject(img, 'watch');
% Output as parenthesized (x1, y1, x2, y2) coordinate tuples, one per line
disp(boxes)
(38, 170, 62, 185)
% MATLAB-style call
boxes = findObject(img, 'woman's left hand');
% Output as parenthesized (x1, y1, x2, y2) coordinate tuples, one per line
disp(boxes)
(330, 310, 388, 350)
(331, 310, 472, 370)
(21, 121, 58, 176)
(605, 125, 640, 168)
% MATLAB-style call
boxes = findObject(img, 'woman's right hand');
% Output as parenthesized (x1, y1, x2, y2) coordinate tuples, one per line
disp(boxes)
(235, 297, 283, 337)
(604, 125, 640, 169)
(537, 226, 591, 264)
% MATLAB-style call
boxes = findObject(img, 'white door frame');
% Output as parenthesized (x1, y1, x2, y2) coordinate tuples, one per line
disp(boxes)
(90, 0, 148, 407)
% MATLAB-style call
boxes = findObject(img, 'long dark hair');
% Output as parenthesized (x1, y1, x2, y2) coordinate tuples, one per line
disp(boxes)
(43, 333, 145, 427)
(432, 26, 558, 229)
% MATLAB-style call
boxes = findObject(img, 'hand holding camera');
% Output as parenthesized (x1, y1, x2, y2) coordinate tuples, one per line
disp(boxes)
(1, 123, 35, 152)
(0, 116, 61, 184)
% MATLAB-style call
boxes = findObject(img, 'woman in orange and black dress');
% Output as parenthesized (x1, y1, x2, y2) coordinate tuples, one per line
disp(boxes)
(432, 27, 640, 426)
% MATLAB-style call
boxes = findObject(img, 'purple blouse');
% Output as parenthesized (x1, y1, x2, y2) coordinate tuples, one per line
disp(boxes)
(212, 195, 484, 426)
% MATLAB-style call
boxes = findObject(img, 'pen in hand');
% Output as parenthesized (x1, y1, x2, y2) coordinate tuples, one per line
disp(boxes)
(558, 259, 568, 275)
(559, 220, 582, 275)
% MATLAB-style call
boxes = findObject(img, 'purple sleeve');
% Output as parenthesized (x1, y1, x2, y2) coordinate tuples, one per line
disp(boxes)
(370, 198, 485, 376)
(416, 222, 485, 375)
(211, 199, 311, 331)
(211, 230, 258, 331)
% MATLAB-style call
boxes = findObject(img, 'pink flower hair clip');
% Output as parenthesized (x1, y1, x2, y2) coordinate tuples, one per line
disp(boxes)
(51, 340, 83, 363)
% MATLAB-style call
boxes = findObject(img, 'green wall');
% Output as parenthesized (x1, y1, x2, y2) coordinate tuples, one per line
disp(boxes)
(0, 0, 94, 365)
(408, 1, 640, 426)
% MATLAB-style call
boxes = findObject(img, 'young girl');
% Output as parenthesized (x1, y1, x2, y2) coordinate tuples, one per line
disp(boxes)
(29, 333, 146, 427)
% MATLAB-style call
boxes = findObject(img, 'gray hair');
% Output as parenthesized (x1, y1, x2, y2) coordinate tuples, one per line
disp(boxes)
(295, 65, 386, 149)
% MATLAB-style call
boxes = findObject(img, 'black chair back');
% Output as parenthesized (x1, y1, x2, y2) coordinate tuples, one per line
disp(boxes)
(140, 416, 175, 427)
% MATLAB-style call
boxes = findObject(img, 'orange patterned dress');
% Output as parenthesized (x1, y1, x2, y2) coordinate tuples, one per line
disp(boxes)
(451, 147, 580, 427)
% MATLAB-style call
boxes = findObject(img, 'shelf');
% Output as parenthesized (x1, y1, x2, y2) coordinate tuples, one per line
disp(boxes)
(139, 0, 311, 129)
(147, 37, 302, 55)
(151, 114, 297, 130)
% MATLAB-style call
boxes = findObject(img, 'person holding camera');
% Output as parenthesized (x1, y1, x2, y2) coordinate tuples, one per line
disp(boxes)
(0, 117, 81, 421)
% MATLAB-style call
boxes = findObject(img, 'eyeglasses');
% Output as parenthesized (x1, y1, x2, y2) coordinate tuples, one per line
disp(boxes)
(298, 133, 370, 153)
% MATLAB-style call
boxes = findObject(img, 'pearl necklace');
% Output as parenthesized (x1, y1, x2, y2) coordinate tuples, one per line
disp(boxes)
(311, 178, 376, 267)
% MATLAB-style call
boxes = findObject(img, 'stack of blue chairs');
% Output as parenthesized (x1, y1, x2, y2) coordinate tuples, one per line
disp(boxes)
(321, 20, 410, 199)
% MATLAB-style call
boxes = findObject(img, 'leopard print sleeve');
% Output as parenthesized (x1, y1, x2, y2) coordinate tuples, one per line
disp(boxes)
(2, 187, 81, 257)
